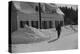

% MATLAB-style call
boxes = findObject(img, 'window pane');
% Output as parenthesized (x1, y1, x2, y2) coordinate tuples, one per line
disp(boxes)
(44, 21, 47, 29)
(49, 21, 53, 28)
(26, 21, 29, 26)
(20, 21, 23, 28)
(31, 21, 34, 27)
(35, 21, 38, 29)
(20, 21, 26, 28)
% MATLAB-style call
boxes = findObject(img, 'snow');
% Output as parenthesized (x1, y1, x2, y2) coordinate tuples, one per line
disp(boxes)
(11, 25, 78, 53)
(30, 26, 57, 38)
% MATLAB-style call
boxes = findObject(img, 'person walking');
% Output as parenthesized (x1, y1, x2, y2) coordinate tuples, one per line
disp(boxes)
(55, 23, 61, 39)
(48, 22, 62, 43)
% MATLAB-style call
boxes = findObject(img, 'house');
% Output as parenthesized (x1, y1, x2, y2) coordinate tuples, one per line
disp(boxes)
(10, 1, 64, 33)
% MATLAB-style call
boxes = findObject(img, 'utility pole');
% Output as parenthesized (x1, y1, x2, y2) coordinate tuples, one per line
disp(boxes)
(38, 3, 41, 29)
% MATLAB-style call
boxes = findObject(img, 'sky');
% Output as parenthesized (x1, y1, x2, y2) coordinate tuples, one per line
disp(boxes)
(13, 1, 78, 11)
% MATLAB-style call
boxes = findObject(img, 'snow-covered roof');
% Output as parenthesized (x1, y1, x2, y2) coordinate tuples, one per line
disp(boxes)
(56, 8, 64, 15)
(46, 4, 64, 15)
(13, 1, 64, 15)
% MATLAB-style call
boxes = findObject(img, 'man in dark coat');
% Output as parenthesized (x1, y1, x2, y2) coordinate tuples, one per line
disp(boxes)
(55, 23, 61, 38)
(48, 22, 62, 43)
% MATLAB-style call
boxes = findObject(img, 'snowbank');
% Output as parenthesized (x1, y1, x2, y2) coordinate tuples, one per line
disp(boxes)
(11, 25, 78, 53)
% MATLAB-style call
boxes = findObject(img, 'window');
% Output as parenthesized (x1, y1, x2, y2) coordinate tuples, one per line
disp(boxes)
(26, 21, 29, 26)
(20, 20, 53, 29)
(20, 21, 26, 28)
(49, 21, 53, 28)
(35, 6, 39, 12)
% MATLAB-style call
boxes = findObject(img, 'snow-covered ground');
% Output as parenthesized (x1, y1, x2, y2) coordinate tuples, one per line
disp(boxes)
(11, 25, 78, 53)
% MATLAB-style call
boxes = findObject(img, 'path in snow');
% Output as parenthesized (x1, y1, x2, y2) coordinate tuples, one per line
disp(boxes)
(12, 25, 78, 53)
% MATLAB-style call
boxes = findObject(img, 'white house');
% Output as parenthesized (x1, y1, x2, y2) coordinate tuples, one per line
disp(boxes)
(11, 1, 64, 32)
